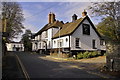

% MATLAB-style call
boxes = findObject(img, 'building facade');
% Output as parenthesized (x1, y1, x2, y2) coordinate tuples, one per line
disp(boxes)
(6, 42, 24, 51)
(32, 11, 106, 54)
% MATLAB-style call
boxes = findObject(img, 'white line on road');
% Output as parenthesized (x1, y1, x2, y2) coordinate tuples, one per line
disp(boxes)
(15, 54, 30, 80)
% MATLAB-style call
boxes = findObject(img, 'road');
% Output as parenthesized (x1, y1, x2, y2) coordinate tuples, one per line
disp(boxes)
(15, 52, 106, 78)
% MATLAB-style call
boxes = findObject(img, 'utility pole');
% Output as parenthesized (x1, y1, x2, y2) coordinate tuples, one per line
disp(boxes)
(2, 18, 7, 56)
(58, 26, 60, 57)
(2, 18, 7, 40)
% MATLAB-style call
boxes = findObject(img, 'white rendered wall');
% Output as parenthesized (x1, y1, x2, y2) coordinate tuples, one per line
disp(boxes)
(71, 19, 106, 50)
(53, 36, 69, 48)
(6, 43, 24, 51)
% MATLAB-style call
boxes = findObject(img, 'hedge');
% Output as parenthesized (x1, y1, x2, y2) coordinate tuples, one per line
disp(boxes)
(77, 51, 102, 59)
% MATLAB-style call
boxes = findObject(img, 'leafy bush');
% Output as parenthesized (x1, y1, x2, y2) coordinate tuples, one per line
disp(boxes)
(97, 51, 102, 56)
(76, 51, 103, 59)
(83, 51, 89, 58)
(77, 52, 83, 59)
(92, 51, 98, 57)
(87, 52, 93, 58)
(104, 53, 107, 56)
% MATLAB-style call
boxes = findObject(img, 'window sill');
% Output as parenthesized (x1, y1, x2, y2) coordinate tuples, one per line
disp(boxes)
(100, 45, 105, 46)
(83, 34, 90, 36)
(75, 47, 81, 48)
(93, 48, 97, 49)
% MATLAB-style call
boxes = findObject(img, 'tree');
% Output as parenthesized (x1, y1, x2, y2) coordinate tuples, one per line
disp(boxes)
(89, 2, 120, 41)
(2, 2, 24, 40)
(97, 16, 118, 40)
(89, 2, 120, 71)
(21, 29, 32, 51)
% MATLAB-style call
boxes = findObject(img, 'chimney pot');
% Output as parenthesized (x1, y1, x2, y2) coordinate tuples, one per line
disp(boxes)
(72, 14, 78, 22)
(51, 13, 56, 23)
(48, 12, 52, 24)
(82, 10, 87, 17)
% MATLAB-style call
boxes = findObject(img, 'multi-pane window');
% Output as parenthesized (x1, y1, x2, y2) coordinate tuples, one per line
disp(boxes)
(17, 44, 19, 47)
(83, 24, 90, 35)
(35, 43, 38, 49)
(54, 41, 56, 44)
(35, 36, 37, 40)
(100, 39, 105, 45)
(66, 38, 68, 42)
(39, 43, 41, 49)
(92, 39, 97, 49)
(13, 45, 15, 47)
(39, 35, 41, 40)
(57, 39, 63, 48)
(45, 31, 48, 38)
(60, 42, 62, 47)
(48, 41, 50, 47)
(75, 38, 80, 48)
(57, 41, 59, 48)
(43, 43, 45, 48)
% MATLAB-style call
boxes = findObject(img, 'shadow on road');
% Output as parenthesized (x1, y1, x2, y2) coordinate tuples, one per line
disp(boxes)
(2, 52, 25, 79)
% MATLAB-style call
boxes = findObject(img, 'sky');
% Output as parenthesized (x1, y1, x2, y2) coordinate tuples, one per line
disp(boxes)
(13, 2, 102, 42)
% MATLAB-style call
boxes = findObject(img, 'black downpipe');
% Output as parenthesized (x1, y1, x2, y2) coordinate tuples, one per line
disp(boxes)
(69, 35, 71, 53)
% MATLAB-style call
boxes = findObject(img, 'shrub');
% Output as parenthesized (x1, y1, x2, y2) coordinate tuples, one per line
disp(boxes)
(88, 52, 93, 58)
(104, 53, 107, 56)
(77, 52, 83, 59)
(97, 51, 102, 56)
(83, 51, 89, 58)
(92, 51, 98, 57)
(76, 51, 103, 59)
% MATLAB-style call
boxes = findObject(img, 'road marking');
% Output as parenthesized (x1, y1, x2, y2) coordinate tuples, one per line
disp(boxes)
(15, 54, 30, 80)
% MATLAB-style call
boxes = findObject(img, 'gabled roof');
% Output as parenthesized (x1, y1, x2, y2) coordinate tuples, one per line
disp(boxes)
(86, 16, 101, 38)
(52, 16, 101, 39)
(34, 20, 64, 36)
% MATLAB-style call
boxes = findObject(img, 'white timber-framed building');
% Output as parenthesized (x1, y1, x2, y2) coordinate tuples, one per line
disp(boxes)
(32, 11, 106, 55)
(6, 42, 24, 51)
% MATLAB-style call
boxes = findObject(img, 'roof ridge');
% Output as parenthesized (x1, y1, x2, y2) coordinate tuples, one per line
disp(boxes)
(52, 17, 85, 38)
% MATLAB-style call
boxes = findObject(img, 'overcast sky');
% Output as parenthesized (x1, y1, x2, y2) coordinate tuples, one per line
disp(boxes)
(13, 2, 102, 42)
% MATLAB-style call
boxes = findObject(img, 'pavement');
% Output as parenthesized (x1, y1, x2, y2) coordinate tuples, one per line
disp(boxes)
(2, 52, 25, 79)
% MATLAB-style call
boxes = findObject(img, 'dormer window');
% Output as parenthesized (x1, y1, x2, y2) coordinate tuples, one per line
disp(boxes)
(83, 24, 90, 35)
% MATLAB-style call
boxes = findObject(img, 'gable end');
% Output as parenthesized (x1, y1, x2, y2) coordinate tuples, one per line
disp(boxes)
(71, 16, 101, 38)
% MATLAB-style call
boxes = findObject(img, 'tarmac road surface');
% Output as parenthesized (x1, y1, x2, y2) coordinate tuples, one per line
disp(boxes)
(15, 52, 110, 79)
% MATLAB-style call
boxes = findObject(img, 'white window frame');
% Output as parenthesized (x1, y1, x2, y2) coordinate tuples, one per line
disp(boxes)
(75, 38, 80, 48)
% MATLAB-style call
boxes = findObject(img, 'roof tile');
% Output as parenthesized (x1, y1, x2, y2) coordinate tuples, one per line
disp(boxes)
(53, 17, 84, 38)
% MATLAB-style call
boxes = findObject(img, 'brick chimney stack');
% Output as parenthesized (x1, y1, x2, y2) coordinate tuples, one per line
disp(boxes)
(72, 14, 78, 22)
(48, 12, 52, 24)
(51, 12, 56, 23)
(82, 10, 87, 18)
(48, 12, 56, 24)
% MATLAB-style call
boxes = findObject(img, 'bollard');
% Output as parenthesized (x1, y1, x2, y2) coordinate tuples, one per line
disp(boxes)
(110, 59, 114, 71)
